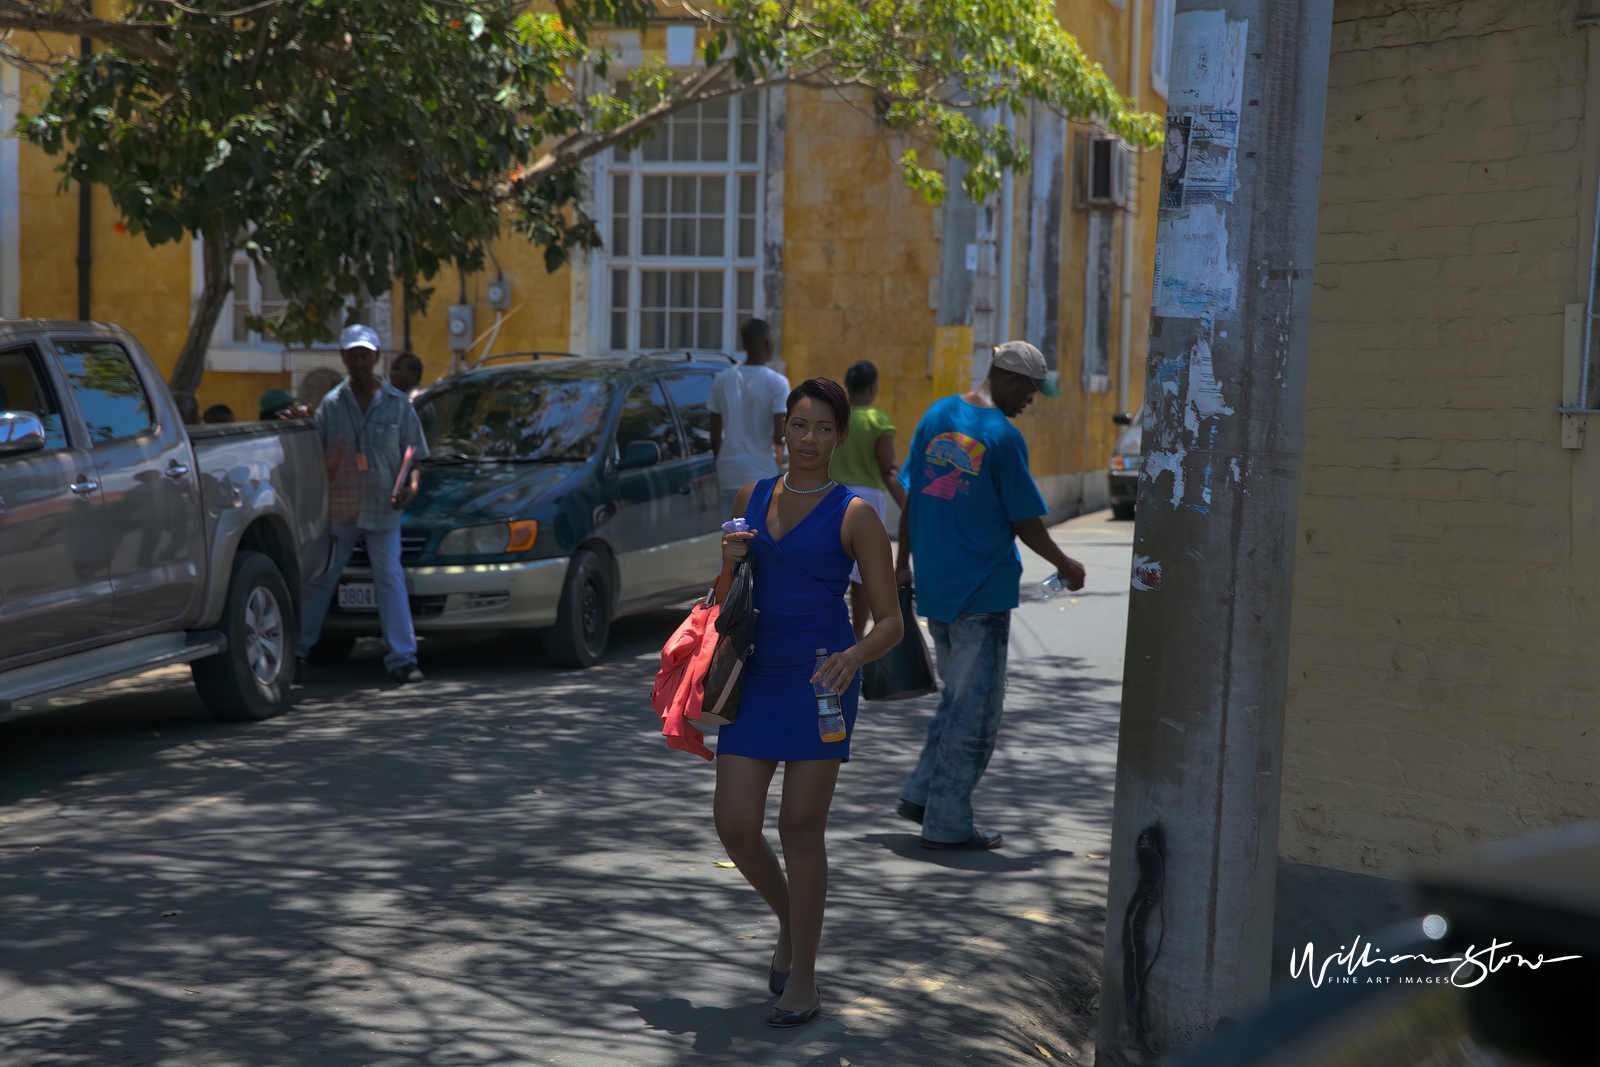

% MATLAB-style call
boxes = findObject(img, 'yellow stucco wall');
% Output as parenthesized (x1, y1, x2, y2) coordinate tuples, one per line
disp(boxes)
(781, 0, 1163, 485)
(1279, 1, 1600, 877)
(15, 60, 275, 417)
(11, 5, 1159, 467)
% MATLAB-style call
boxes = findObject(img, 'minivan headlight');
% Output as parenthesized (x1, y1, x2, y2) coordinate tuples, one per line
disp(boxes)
(438, 520, 538, 557)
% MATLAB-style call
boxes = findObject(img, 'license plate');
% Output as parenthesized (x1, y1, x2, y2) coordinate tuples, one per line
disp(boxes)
(337, 583, 379, 612)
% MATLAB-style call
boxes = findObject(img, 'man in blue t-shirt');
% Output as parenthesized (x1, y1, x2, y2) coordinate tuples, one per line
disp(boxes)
(895, 341, 1087, 850)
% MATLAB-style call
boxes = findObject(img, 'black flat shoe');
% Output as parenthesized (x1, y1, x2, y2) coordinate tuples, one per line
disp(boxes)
(766, 994, 822, 1028)
(768, 953, 790, 996)
(896, 799, 925, 824)
(920, 830, 1003, 850)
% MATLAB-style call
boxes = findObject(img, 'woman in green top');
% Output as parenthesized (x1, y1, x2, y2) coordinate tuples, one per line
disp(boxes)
(831, 360, 911, 637)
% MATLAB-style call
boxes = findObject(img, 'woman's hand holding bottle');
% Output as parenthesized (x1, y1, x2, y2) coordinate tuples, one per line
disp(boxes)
(810, 648, 861, 695)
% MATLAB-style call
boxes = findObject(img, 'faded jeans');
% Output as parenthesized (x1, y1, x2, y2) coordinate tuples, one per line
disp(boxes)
(902, 610, 1011, 842)
(297, 521, 418, 671)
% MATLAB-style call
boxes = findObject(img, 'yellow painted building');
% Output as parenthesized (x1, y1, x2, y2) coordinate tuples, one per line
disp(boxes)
(2, 2, 1169, 506)
(1272, 0, 1600, 969)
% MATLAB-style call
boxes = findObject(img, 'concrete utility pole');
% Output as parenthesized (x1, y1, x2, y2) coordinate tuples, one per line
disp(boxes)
(1096, 2, 1334, 1062)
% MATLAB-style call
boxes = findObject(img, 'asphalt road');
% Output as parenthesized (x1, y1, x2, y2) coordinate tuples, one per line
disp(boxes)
(0, 510, 1134, 1067)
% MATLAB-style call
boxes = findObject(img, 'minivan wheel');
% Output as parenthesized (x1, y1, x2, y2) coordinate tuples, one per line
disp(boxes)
(193, 550, 298, 721)
(542, 548, 611, 668)
(1112, 502, 1136, 521)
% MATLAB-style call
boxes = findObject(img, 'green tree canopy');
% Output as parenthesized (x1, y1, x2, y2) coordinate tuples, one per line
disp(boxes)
(6, 0, 1159, 399)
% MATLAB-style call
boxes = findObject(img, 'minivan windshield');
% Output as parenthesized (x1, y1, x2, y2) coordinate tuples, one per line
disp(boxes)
(416, 371, 613, 462)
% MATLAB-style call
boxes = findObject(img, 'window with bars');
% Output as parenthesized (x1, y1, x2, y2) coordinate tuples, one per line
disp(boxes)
(603, 95, 762, 355)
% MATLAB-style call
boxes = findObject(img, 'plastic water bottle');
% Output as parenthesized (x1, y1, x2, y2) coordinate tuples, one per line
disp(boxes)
(1040, 572, 1064, 600)
(813, 648, 847, 743)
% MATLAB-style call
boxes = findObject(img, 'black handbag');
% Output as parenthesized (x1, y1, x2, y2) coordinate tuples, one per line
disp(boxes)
(699, 562, 758, 726)
(863, 584, 938, 701)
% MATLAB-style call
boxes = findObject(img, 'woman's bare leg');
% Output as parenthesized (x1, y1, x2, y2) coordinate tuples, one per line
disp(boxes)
(774, 758, 842, 1009)
(714, 754, 793, 973)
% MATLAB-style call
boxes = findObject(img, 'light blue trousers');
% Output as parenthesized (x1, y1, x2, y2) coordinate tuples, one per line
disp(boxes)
(902, 610, 1012, 843)
(296, 521, 418, 671)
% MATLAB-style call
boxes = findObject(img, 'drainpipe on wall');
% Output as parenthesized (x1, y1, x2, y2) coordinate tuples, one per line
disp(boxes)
(999, 111, 1015, 343)
(1116, 0, 1143, 414)
(75, 30, 91, 321)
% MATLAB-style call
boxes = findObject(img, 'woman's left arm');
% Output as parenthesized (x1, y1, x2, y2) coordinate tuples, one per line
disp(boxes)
(813, 498, 906, 693)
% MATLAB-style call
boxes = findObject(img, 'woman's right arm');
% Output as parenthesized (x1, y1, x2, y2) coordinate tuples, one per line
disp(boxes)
(711, 481, 757, 603)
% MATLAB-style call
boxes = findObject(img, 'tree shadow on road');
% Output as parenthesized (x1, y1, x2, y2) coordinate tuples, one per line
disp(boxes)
(0, 610, 1126, 1067)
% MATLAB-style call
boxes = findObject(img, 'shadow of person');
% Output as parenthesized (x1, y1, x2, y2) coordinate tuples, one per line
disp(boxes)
(630, 995, 781, 1057)
(860, 832, 1071, 872)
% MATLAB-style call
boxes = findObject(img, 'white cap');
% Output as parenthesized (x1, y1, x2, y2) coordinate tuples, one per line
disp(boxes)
(340, 324, 381, 351)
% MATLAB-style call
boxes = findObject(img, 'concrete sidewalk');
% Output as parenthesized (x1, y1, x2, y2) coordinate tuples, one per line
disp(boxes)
(0, 510, 1133, 1067)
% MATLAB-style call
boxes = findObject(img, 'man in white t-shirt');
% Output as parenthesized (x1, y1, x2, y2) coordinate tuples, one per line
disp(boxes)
(709, 318, 791, 517)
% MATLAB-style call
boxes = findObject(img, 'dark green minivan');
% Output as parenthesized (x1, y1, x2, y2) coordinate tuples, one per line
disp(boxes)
(317, 353, 729, 666)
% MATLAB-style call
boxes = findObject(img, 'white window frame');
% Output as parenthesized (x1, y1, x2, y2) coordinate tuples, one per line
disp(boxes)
(1150, 0, 1176, 99)
(588, 93, 766, 357)
(192, 234, 393, 375)
(227, 249, 288, 347)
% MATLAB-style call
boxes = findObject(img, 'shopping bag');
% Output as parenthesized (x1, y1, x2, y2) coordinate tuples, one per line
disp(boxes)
(862, 584, 938, 701)
(700, 562, 758, 726)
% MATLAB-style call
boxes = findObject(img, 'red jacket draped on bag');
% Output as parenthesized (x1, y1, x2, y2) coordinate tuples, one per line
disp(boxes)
(651, 601, 719, 760)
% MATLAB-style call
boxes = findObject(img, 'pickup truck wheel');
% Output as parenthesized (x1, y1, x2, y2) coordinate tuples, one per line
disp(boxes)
(307, 632, 356, 664)
(193, 550, 298, 721)
(542, 548, 610, 668)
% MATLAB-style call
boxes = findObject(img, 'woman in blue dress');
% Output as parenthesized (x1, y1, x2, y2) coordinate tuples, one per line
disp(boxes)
(712, 376, 903, 1028)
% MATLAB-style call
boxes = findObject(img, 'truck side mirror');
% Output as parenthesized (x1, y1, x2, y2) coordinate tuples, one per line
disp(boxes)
(1111, 412, 1133, 426)
(617, 439, 662, 470)
(0, 411, 46, 455)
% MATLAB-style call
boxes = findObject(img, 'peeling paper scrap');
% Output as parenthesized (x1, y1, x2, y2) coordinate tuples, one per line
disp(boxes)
(1131, 555, 1163, 592)
(1152, 203, 1238, 318)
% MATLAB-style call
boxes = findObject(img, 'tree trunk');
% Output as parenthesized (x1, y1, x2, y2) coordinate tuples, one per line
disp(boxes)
(168, 224, 234, 403)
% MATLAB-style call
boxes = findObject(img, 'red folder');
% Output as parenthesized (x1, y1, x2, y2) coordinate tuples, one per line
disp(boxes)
(391, 445, 417, 499)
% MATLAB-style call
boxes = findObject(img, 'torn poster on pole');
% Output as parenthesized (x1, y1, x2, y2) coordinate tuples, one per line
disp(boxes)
(1152, 12, 1248, 318)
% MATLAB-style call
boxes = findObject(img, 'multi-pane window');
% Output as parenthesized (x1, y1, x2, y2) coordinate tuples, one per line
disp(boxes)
(231, 254, 288, 344)
(225, 249, 391, 348)
(604, 96, 763, 355)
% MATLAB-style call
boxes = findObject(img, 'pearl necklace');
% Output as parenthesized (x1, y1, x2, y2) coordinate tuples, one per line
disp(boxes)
(782, 474, 835, 494)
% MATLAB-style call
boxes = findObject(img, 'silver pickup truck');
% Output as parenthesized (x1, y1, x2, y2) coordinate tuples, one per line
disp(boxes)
(0, 321, 328, 722)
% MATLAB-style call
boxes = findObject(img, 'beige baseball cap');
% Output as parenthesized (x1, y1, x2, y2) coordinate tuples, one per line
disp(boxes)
(992, 340, 1060, 397)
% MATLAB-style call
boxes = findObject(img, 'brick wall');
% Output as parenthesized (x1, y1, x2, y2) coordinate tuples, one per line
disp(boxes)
(1280, 0, 1600, 878)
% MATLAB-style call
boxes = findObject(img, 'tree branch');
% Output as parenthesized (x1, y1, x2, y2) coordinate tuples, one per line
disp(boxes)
(0, 0, 179, 68)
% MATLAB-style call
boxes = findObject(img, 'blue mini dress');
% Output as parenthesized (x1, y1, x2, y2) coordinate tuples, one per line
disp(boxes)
(714, 478, 862, 762)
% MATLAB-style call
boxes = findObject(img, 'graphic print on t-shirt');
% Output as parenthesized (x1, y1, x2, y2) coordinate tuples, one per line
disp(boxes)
(920, 431, 988, 499)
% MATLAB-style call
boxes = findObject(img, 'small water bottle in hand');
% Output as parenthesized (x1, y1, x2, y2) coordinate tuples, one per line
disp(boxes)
(813, 648, 847, 743)
(1040, 572, 1065, 601)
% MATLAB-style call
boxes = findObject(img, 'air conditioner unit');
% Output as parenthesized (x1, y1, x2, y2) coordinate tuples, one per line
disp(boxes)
(1085, 136, 1130, 208)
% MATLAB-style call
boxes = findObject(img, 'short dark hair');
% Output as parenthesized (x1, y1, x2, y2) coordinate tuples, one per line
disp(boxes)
(739, 317, 769, 354)
(392, 352, 423, 374)
(202, 404, 236, 424)
(786, 377, 851, 430)
(844, 360, 878, 395)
